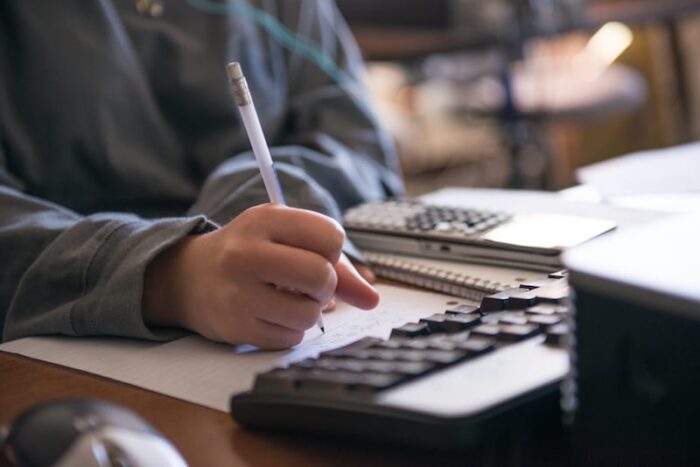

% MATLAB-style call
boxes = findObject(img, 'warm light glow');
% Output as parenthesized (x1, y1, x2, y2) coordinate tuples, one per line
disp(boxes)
(584, 22, 634, 70)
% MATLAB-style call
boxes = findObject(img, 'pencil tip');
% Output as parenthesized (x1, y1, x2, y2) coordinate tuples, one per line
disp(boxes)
(321, 326, 326, 333)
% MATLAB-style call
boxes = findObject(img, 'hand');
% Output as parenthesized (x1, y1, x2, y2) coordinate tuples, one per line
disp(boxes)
(322, 254, 379, 312)
(142, 204, 378, 349)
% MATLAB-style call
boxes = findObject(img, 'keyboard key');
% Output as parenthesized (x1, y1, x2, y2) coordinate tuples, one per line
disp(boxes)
(518, 279, 558, 290)
(358, 360, 402, 374)
(300, 370, 402, 394)
(456, 337, 496, 356)
(327, 359, 370, 373)
(419, 314, 448, 333)
(352, 373, 408, 394)
(442, 314, 482, 333)
(391, 322, 431, 338)
(507, 289, 539, 308)
(480, 288, 522, 311)
(526, 304, 567, 315)
(366, 349, 404, 361)
(425, 339, 459, 351)
(527, 315, 563, 327)
(346, 337, 384, 349)
(254, 368, 300, 392)
(499, 315, 529, 326)
(373, 339, 404, 349)
(291, 358, 318, 370)
(471, 324, 500, 338)
(391, 361, 435, 376)
(545, 324, 570, 347)
(446, 331, 470, 342)
(400, 338, 431, 350)
(498, 324, 542, 342)
(445, 304, 480, 315)
(421, 350, 468, 365)
(322, 347, 372, 359)
(535, 287, 569, 304)
(320, 337, 383, 359)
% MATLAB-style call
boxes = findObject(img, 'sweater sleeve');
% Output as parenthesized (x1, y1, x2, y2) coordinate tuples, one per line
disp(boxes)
(0, 182, 217, 343)
(188, 0, 403, 260)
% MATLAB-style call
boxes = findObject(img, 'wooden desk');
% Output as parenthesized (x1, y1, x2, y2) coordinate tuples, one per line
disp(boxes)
(1, 352, 477, 466)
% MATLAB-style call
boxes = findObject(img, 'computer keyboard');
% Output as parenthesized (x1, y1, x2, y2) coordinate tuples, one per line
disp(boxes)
(230, 274, 571, 449)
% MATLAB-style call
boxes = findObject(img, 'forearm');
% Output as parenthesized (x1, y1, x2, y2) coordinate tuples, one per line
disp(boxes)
(0, 186, 215, 342)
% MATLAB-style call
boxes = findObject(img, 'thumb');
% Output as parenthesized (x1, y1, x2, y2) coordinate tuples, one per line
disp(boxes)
(334, 254, 380, 310)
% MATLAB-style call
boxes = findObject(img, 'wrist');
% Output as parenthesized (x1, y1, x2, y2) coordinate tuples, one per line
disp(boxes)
(142, 235, 200, 329)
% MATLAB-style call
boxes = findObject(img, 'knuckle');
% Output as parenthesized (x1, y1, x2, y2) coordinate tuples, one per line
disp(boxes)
(235, 204, 273, 229)
(324, 218, 346, 249)
(307, 259, 337, 302)
(321, 262, 338, 297)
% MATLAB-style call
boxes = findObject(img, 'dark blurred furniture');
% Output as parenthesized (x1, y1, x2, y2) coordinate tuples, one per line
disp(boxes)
(338, 0, 700, 188)
(338, 0, 700, 60)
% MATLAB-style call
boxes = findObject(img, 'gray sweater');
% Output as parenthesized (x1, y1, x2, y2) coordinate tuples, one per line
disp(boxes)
(0, 0, 403, 342)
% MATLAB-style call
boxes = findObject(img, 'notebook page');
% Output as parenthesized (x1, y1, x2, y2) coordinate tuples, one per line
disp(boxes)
(0, 284, 457, 412)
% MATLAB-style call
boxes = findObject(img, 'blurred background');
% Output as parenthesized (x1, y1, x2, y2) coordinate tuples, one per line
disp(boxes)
(337, 0, 700, 197)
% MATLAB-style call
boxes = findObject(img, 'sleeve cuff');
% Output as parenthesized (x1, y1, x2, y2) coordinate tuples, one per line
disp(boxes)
(71, 215, 217, 341)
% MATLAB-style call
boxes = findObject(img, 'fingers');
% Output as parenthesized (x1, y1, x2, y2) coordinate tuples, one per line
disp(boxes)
(250, 319, 306, 350)
(236, 205, 345, 263)
(251, 284, 322, 332)
(353, 263, 376, 284)
(334, 255, 380, 310)
(322, 298, 336, 312)
(257, 243, 337, 305)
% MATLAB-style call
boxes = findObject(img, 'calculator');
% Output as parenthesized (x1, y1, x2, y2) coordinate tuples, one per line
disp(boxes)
(342, 200, 617, 271)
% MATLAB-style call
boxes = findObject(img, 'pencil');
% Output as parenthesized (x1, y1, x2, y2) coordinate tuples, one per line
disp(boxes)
(226, 62, 326, 333)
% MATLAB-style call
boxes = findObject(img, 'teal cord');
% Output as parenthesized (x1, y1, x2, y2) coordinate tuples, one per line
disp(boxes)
(186, 0, 362, 97)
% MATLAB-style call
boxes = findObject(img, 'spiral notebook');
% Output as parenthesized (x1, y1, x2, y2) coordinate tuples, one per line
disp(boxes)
(363, 251, 549, 301)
